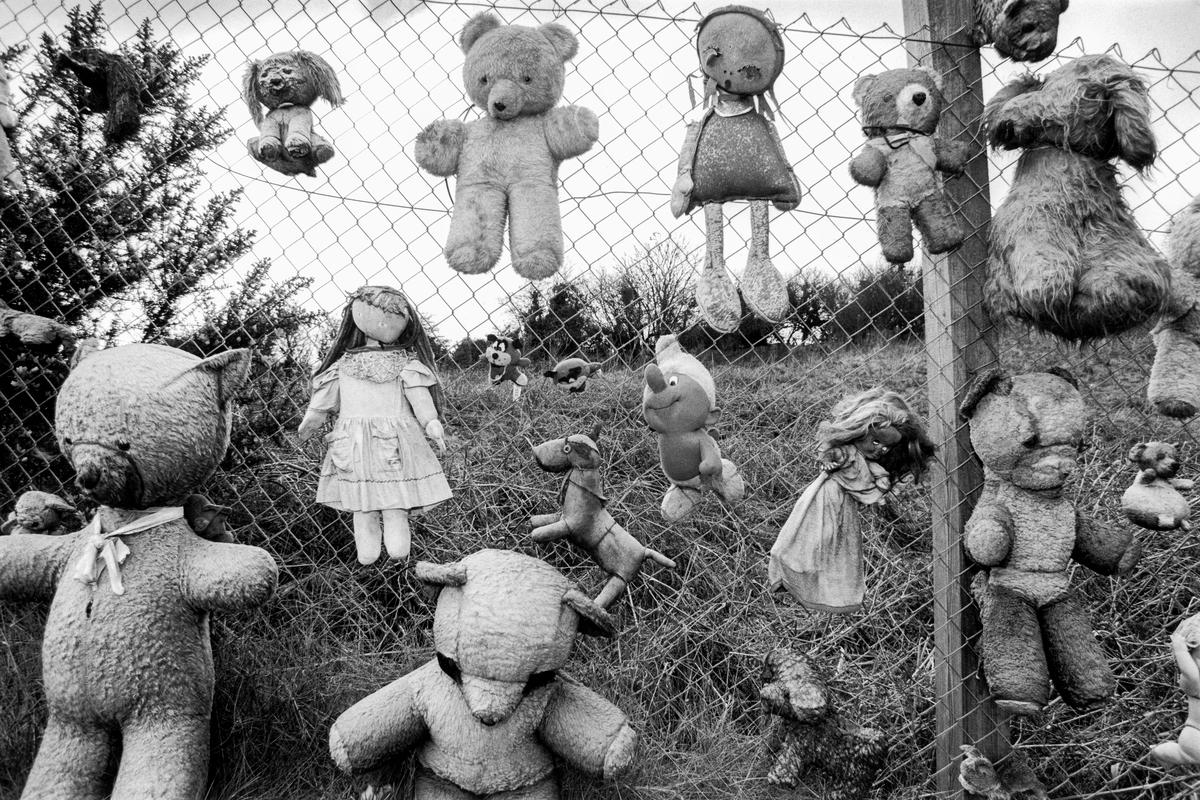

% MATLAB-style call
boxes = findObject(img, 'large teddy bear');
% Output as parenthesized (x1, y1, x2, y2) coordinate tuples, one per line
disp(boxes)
(960, 368, 1140, 715)
(0, 342, 278, 799)
(1149, 192, 1200, 418)
(329, 548, 637, 799)
(415, 13, 599, 280)
(849, 66, 969, 265)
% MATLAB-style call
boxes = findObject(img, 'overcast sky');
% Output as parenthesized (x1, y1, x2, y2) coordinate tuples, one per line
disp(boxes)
(3, 0, 1199, 343)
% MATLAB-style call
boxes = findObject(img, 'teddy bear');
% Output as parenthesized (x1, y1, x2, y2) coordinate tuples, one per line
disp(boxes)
(54, 46, 154, 144)
(545, 356, 603, 393)
(1149, 192, 1200, 418)
(759, 648, 888, 800)
(480, 333, 532, 401)
(1122, 441, 1193, 532)
(849, 66, 969, 265)
(972, 0, 1069, 62)
(959, 367, 1141, 715)
(329, 548, 638, 799)
(415, 12, 599, 280)
(242, 50, 343, 177)
(0, 60, 25, 191)
(643, 334, 743, 522)
(530, 425, 675, 607)
(1, 490, 81, 536)
(0, 342, 278, 799)
(983, 54, 1170, 341)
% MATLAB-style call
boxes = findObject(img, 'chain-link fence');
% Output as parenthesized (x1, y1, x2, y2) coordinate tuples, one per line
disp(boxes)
(1, 1, 1199, 798)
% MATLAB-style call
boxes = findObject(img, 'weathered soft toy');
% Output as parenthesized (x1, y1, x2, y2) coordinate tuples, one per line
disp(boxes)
(0, 300, 75, 349)
(972, 0, 1069, 62)
(545, 357, 603, 393)
(1150, 613, 1200, 767)
(329, 548, 637, 798)
(415, 13, 598, 280)
(960, 368, 1141, 715)
(1122, 441, 1193, 532)
(668, 5, 801, 331)
(55, 47, 150, 144)
(1, 491, 81, 536)
(759, 649, 887, 800)
(849, 67, 969, 265)
(0, 61, 24, 191)
(959, 745, 1049, 799)
(530, 425, 675, 607)
(242, 50, 343, 178)
(984, 54, 1170, 340)
(0, 342, 278, 799)
(643, 335, 743, 522)
(1149, 193, 1200, 418)
(480, 333, 532, 401)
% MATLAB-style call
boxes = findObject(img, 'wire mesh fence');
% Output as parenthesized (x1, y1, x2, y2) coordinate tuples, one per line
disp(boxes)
(1, 1, 1199, 798)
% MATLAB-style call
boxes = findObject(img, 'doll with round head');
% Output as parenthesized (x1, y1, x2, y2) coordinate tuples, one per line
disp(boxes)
(769, 388, 935, 613)
(1150, 613, 1200, 767)
(297, 286, 451, 564)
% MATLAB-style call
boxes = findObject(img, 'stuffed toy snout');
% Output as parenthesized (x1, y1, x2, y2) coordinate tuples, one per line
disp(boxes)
(461, 674, 527, 725)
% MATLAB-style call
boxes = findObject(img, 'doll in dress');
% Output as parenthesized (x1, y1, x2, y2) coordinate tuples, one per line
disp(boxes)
(1150, 613, 1200, 767)
(297, 286, 451, 565)
(768, 388, 935, 613)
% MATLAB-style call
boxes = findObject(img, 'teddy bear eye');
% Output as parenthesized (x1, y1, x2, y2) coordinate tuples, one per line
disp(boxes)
(62, 436, 73, 446)
(117, 440, 131, 451)
(522, 76, 532, 84)
(480, 75, 488, 85)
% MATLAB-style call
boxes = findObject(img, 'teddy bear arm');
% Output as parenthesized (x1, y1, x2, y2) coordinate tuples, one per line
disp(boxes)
(0, 532, 79, 601)
(849, 146, 888, 188)
(544, 105, 600, 162)
(179, 538, 278, 612)
(329, 674, 428, 774)
(934, 138, 971, 174)
(538, 675, 635, 780)
(963, 497, 1013, 566)
(414, 119, 466, 177)
(1072, 513, 1139, 577)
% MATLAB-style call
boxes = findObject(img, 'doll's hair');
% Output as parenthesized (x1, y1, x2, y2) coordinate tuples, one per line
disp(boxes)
(817, 387, 937, 483)
(313, 285, 444, 415)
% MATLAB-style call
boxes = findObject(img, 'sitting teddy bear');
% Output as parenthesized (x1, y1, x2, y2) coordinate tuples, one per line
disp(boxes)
(849, 66, 969, 265)
(480, 333, 532, 401)
(0, 342, 278, 798)
(415, 12, 599, 280)
(1122, 441, 1193, 531)
(329, 548, 637, 799)
(972, 0, 1069, 62)
(960, 368, 1140, 715)
(242, 50, 343, 177)
(1149, 192, 1200, 418)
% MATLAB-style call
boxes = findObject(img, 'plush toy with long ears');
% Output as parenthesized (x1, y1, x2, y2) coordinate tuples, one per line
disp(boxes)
(54, 46, 154, 144)
(1122, 441, 1193, 532)
(480, 334, 532, 401)
(972, 0, 1069, 62)
(243, 50, 343, 178)
(1149, 192, 1200, 418)
(545, 357, 603, 393)
(530, 425, 676, 607)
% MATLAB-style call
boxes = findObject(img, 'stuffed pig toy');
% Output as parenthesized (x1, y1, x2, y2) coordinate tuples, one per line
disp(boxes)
(329, 548, 637, 799)
(0, 343, 278, 799)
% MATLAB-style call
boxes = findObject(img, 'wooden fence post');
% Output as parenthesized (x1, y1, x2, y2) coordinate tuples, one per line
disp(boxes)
(899, 0, 1003, 795)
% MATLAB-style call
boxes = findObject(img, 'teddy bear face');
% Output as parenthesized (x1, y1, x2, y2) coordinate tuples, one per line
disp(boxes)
(55, 343, 249, 508)
(695, 8, 783, 98)
(459, 13, 579, 121)
(483, 335, 522, 368)
(1129, 441, 1182, 479)
(252, 53, 323, 110)
(853, 68, 946, 135)
(642, 368, 714, 433)
(989, 0, 1068, 62)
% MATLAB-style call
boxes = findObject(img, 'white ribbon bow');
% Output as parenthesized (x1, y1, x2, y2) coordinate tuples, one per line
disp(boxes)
(73, 507, 184, 595)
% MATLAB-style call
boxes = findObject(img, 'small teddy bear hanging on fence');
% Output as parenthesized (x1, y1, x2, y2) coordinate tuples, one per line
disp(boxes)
(243, 50, 343, 177)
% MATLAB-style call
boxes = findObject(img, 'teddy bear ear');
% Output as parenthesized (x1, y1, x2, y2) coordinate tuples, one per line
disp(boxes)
(294, 50, 344, 107)
(539, 22, 579, 63)
(1128, 442, 1147, 463)
(563, 587, 616, 637)
(192, 348, 253, 407)
(959, 367, 1012, 420)
(1045, 366, 1079, 388)
(415, 560, 469, 587)
(460, 12, 502, 54)
(914, 64, 945, 94)
(851, 74, 877, 108)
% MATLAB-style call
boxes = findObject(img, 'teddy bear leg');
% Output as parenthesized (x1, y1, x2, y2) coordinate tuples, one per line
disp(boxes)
(1149, 308, 1200, 419)
(913, 193, 965, 256)
(21, 716, 114, 800)
(877, 206, 915, 264)
(1040, 593, 1116, 711)
(381, 509, 411, 561)
(351, 511, 383, 565)
(975, 576, 1050, 714)
(109, 715, 208, 800)
(444, 184, 506, 275)
(508, 184, 564, 279)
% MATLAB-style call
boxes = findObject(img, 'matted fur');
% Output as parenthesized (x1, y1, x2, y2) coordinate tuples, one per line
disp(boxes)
(1148, 193, 1200, 417)
(242, 50, 343, 177)
(973, 0, 1069, 62)
(984, 54, 1171, 340)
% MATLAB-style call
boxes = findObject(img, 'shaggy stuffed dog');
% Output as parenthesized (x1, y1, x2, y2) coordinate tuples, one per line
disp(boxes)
(243, 50, 343, 177)
(984, 54, 1170, 340)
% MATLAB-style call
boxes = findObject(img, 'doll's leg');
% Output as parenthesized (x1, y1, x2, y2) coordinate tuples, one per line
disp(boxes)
(1040, 593, 1116, 711)
(741, 200, 789, 324)
(445, 184, 506, 275)
(912, 193, 965, 256)
(696, 203, 741, 334)
(877, 205, 915, 265)
(508, 182, 564, 279)
(381, 509, 411, 561)
(21, 715, 114, 800)
(109, 713, 208, 800)
(974, 576, 1049, 714)
(352, 511, 383, 565)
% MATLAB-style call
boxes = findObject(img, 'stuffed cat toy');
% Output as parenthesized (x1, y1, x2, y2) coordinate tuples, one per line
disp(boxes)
(480, 334, 532, 401)
(243, 50, 343, 177)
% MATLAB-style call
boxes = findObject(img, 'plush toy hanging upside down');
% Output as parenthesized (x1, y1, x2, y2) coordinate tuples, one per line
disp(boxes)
(242, 50, 343, 177)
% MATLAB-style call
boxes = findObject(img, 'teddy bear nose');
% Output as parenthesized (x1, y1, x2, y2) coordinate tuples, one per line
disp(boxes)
(912, 91, 926, 106)
(78, 464, 101, 490)
(492, 101, 507, 112)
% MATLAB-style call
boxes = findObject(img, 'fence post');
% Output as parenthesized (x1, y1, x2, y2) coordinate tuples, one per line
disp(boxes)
(899, 0, 1003, 795)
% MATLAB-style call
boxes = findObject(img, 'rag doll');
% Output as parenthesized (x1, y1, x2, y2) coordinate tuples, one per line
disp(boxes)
(479, 334, 532, 401)
(242, 50, 343, 177)
(0, 61, 25, 191)
(1150, 613, 1200, 767)
(545, 357, 603, 393)
(669, 5, 801, 332)
(768, 388, 935, 613)
(1122, 441, 1193, 531)
(297, 286, 451, 564)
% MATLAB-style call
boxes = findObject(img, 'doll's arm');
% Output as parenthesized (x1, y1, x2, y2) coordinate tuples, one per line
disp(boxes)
(1170, 633, 1200, 688)
(404, 385, 446, 453)
(329, 670, 429, 774)
(545, 105, 600, 162)
(963, 487, 1013, 566)
(1073, 512, 1140, 577)
(0, 532, 79, 601)
(849, 145, 888, 188)
(415, 119, 466, 177)
(669, 118, 704, 218)
(819, 445, 853, 473)
(539, 674, 637, 780)
(298, 368, 339, 443)
(698, 432, 723, 478)
(934, 137, 971, 175)
(178, 533, 278, 612)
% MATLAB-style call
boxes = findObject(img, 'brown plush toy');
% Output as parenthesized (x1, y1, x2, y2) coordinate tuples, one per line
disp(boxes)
(415, 13, 599, 280)
(984, 55, 1170, 340)
(0, 342, 278, 799)
(759, 649, 888, 800)
(329, 549, 638, 799)
(972, 0, 1069, 62)
(1149, 193, 1200, 418)
(54, 46, 152, 144)
(1122, 442, 1193, 532)
(243, 50, 343, 178)
(0, 61, 25, 191)
(849, 66, 969, 266)
(960, 368, 1141, 715)
(530, 425, 676, 607)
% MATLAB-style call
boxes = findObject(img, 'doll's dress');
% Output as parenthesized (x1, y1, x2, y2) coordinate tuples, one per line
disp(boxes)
(310, 348, 452, 513)
(767, 445, 890, 614)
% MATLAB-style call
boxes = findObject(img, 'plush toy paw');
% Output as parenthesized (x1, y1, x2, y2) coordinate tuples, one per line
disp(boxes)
(256, 136, 282, 161)
(711, 459, 745, 504)
(661, 485, 701, 522)
(285, 134, 311, 159)
(512, 250, 561, 280)
(602, 723, 638, 780)
(415, 119, 466, 177)
(445, 241, 499, 275)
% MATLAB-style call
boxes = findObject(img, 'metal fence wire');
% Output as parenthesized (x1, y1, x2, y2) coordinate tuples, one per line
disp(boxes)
(2, 1, 1200, 798)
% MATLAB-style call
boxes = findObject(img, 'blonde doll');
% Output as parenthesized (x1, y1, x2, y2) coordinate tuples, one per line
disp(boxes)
(1150, 613, 1200, 767)
(297, 286, 451, 564)
(768, 388, 935, 613)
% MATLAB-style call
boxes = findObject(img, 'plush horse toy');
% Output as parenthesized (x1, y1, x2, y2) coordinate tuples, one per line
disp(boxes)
(530, 425, 675, 607)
